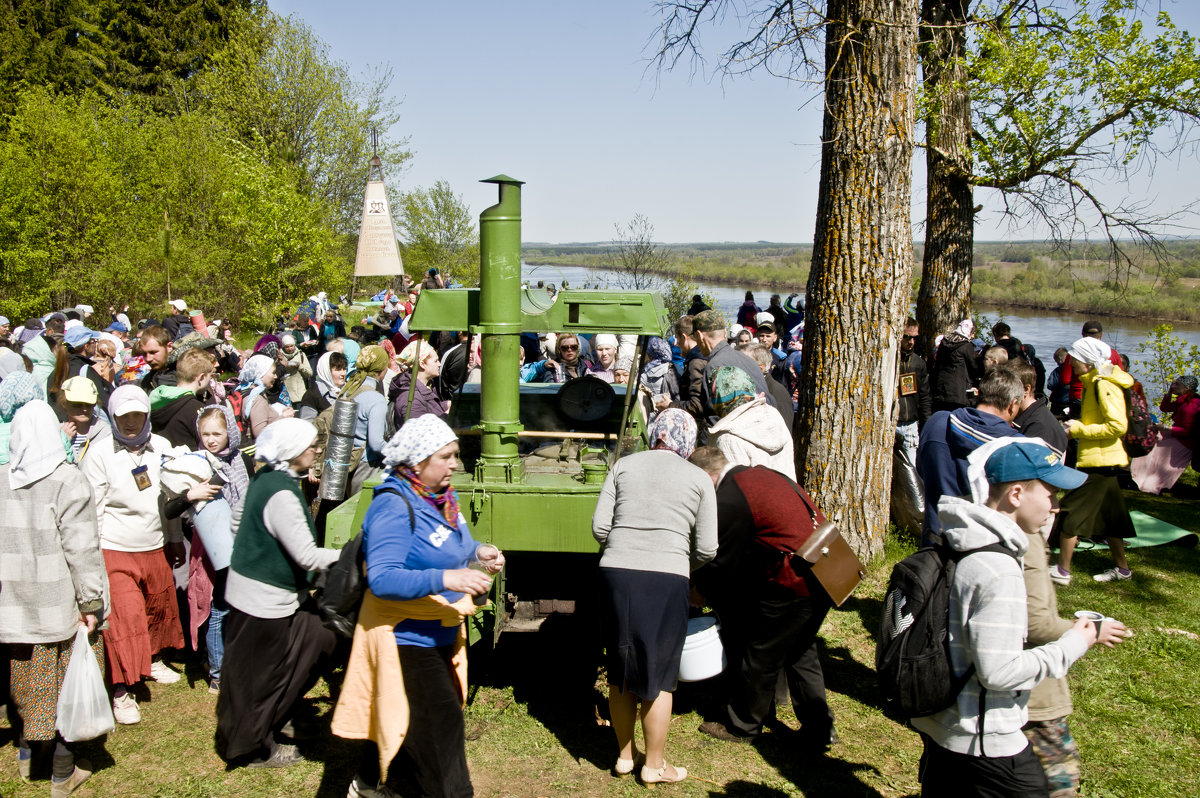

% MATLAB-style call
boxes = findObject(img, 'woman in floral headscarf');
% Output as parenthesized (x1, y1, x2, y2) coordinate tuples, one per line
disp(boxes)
(640, 337, 680, 405)
(591, 408, 717, 785)
(0, 371, 45, 462)
(235, 354, 293, 439)
(1131, 374, 1200, 495)
(708, 366, 796, 480)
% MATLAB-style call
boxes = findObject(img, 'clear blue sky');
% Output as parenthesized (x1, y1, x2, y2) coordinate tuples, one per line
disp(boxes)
(271, 0, 1199, 245)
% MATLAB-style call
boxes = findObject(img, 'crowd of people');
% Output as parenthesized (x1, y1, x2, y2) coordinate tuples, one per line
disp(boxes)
(0, 284, 1190, 797)
(889, 314, 1200, 795)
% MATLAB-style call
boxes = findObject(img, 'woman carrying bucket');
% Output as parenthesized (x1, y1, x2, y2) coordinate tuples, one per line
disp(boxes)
(591, 408, 717, 785)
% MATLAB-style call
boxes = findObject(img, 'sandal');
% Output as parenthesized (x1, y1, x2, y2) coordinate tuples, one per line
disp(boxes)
(614, 753, 643, 776)
(640, 762, 687, 784)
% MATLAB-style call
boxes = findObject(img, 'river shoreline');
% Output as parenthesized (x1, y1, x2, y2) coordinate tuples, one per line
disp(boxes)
(523, 257, 1200, 326)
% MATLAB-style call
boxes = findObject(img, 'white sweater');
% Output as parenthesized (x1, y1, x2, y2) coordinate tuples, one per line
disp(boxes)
(80, 434, 181, 552)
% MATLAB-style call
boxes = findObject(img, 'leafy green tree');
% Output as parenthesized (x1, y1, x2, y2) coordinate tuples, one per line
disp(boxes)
(0, 87, 345, 327)
(194, 9, 410, 234)
(0, 0, 255, 117)
(917, 0, 1200, 342)
(0, 0, 117, 115)
(1134, 325, 1200, 407)
(398, 181, 480, 288)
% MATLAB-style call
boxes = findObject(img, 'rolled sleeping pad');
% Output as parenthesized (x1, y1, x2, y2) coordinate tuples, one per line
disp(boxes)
(319, 398, 359, 501)
(189, 309, 209, 336)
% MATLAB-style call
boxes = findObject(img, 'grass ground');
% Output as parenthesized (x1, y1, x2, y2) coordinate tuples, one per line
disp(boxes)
(3, 489, 1198, 797)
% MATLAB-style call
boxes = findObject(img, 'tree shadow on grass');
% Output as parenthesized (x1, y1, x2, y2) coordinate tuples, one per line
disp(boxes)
(742, 733, 910, 798)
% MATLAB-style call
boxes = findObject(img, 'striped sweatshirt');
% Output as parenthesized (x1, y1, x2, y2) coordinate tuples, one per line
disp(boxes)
(911, 497, 1089, 757)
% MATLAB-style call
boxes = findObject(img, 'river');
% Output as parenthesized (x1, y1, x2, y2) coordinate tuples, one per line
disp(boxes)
(521, 262, 1200, 384)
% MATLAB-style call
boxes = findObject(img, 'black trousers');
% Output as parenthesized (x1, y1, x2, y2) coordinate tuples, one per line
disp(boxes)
(216, 602, 336, 761)
(395, 644, 473, 798)
(920, 736, 1049, 797)
(717, 591, 834, 740)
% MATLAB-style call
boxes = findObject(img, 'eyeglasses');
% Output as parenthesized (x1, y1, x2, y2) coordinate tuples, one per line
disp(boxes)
(559, 345, 579, 352)
(902, 335, 917, 341)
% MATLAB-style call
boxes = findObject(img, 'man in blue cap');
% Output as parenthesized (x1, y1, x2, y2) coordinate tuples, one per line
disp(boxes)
(912, 440, 1122, 797)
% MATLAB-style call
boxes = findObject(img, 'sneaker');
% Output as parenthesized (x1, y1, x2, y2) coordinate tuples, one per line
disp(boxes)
(1049, 566, 1071, 586)
(149, 660, 181, 684)
(1093, 567, 1132, 582)
(208, 678, 220, 695)
(347, 776, 402, 798)
(50, 759, 92, 798)
(112, 693, 141, 725)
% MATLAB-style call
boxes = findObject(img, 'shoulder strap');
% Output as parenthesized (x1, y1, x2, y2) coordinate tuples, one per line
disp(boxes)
(374, 485, 416, 534)
(779, 473, 824, 524)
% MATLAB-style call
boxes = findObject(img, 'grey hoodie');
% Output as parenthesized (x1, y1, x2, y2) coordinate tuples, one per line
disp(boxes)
(911, 496, 1089, 757)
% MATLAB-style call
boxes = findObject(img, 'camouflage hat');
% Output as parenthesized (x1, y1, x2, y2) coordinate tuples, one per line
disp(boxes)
(167, 331, 219, 365)
(692, 309, 725, 333)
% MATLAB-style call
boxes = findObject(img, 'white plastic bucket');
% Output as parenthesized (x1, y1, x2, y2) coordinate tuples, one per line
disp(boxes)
(678, 616, 726, 682)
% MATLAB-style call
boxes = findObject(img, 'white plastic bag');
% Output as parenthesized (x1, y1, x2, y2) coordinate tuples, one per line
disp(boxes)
(56, 625, 115, 742)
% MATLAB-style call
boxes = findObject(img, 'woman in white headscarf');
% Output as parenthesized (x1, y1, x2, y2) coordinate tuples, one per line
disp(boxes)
(79, 383, 185, 727)
(0, 400, 107, 793)
(278, 333, 312, 403)
(932, 318, 982, 412)
(1052, 337, 1138, 585)
(332, 414, 502, 798)
(217, 418, 340, 768)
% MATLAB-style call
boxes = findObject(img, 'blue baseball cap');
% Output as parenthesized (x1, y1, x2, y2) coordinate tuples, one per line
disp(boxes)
(984, 443, 1086, 490)
(63, 326, 100, 349)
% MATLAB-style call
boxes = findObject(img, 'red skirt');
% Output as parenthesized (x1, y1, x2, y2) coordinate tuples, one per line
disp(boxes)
(102, 548, 184, 685)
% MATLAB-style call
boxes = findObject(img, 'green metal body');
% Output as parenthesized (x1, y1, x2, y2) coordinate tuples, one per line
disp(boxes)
(325, 175, 668, 644)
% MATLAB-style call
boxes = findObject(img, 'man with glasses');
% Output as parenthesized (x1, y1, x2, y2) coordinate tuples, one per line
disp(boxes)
(893, 319, 933, 536)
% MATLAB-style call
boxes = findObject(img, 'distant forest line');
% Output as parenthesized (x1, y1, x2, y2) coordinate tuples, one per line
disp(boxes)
(523, 240, 1200, 324)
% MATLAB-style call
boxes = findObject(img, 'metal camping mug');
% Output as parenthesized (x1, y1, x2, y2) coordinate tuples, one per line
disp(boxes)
(470, 545, 499, 606)
(1075, 610, 1105, 635)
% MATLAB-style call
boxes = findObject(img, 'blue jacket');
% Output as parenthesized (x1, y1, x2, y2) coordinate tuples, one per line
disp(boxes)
(362, 475, 480, 647)
(916, 408, 1023, 543)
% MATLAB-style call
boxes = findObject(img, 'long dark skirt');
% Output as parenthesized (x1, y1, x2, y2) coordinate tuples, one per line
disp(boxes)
(1053, 466, 1136, 543)
(600, 567, 689, 700)
(216, 601, 336, 761)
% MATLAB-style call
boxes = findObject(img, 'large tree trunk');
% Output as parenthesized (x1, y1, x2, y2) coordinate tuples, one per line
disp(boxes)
(795, 0, 919, 559)
(916, 0, 974, 354)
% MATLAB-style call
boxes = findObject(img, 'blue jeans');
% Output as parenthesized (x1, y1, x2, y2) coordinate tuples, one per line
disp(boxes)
(207, 604, 227, 682)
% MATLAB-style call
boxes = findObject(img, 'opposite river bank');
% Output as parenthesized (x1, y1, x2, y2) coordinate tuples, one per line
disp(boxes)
(521, 262, 1200, 384)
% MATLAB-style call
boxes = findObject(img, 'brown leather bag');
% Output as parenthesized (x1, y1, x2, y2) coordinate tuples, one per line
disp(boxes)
(787, 485, 866, 607)
(794, 518, 866, 607)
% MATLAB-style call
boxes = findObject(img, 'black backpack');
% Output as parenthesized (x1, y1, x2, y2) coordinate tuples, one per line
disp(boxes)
(316, 486, 413, 638)
(876, 542, 1017, 718)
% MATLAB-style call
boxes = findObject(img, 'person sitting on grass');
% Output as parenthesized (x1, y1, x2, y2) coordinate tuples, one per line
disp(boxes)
(1131, 374, 1200, 495)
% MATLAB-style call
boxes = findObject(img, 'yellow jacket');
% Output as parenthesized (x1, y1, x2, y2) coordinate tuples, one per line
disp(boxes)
(330, 589, 479, 779)
(1068, 365, 1135, 468)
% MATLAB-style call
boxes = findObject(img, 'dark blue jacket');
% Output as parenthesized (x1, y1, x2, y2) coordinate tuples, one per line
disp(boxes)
(916, 408, 1023, 544)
